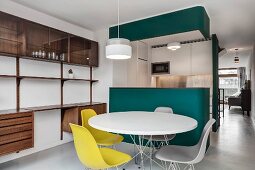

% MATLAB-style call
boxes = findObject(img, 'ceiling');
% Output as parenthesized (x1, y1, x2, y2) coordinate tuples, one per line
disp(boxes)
(219, 49, 251, 69)
(11, 0, 255, 50)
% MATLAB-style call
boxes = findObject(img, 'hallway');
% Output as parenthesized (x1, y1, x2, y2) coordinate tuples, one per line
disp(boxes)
(1, 108, 255, 170)
(197, 107, 255, 169)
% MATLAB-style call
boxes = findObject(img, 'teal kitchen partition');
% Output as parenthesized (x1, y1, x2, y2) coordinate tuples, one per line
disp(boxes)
(109, 88, 210, 146)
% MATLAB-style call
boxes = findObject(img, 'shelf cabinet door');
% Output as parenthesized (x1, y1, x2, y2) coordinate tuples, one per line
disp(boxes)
(0, 12, 22, 56)
(24, 21, 49, 58)
(70, 36, 98, 67)
(89, 41, 98, 67)
(49, 28, 68, 62)
(70, 36, 90, 66)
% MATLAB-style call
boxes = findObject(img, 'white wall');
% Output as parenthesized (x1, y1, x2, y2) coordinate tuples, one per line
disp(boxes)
(93, 28, 113, 107)
(0, 1, 111, 163)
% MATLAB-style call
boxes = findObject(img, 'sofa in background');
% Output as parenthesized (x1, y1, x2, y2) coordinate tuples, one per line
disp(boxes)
(228, 89, 251, 116)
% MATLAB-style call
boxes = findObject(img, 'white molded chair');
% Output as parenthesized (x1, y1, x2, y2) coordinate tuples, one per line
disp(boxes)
(155, 119, 216, 170)
(143, 107, 176, 144)
(154, 107, 174, 114)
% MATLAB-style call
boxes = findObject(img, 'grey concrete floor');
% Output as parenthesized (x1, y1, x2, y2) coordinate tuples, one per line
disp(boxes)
(0, 107, 255, 170)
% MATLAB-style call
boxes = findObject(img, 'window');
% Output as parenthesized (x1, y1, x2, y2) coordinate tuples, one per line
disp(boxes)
(218, 68, 239, 99)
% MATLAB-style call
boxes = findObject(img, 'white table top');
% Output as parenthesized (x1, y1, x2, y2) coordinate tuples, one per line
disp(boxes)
(89, 111, 198, 135)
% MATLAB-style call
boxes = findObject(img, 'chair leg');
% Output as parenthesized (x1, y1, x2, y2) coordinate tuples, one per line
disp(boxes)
(166, 162, 180, 170)
(184, 164, 195, 170)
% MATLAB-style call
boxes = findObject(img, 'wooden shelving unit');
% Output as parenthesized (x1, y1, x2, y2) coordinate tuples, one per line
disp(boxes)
(0, 11, 105, 156)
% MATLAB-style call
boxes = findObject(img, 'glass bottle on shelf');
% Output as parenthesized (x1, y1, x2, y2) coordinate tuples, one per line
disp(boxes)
(42, 51, 46, 58)
(60, 53, 65, 61)
(35, 51, 38, 58)
(38, 50, 42, 58)
(48, 52, 51, 60)
(52, 52, 55, 60)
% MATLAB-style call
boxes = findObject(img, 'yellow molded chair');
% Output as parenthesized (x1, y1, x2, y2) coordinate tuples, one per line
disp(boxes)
(70, 124, 131, 169)
(81, 109, 124, 146)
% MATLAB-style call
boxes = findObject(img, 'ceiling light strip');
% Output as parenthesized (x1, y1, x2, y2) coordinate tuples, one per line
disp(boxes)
(151, 37, 211, 49)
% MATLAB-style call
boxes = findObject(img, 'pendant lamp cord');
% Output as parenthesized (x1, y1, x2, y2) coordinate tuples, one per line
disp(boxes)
(118, 0, 120, 38)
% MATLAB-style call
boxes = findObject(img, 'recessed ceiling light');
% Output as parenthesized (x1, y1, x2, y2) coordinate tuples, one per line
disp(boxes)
(167, 42, 181, 51)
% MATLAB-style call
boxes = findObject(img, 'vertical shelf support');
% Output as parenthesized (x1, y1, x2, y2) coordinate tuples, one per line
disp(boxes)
(60, 63, 64, 105)
(90, 67, 93, 104)
(60, 62, 64, 140)
(16, 57, 20, 110)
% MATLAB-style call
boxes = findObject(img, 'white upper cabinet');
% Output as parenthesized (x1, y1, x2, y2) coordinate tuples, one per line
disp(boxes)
(170, 44, 191, 76)
(191, 41, 212, 75)
(113, 41, 149, 87)
(151, 40, 212, 76)
(137, 41, 149, 60)
(151, 48, 170, 63)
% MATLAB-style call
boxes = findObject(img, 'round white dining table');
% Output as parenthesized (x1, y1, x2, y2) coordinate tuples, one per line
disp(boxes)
(89, 111, 198, 170)
(89, 111, 198, 136)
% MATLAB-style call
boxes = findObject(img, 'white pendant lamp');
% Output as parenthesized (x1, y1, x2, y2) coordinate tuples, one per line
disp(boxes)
(106, 0, 132, 59)
(167, 42, 181, 51)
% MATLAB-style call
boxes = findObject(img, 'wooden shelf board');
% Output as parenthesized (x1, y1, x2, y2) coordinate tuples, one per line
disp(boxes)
(0, 102, 106, 115)
(62, 78, 98, 82)
(19, 56, 63, 64)
(0, 55, 93, 68)
(27, 43, 67, 53)
(21, 102, 105, 112)
(0, 75, 17, 78)
(18, 76, 61, 80)
(23, 105, 63, 112)
(62, 61, 90, 67)
(0, 74, 97, 82)
(0, 109, 32, 115)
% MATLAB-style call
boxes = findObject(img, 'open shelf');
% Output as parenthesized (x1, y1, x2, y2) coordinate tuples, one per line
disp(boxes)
(0, 75, 17, 78)
(0, 74, 98, 82)
(0, 109, 32, 115)
(18, 75, 61, 80)
(62, 78, 98, 82)
(19, 56, 62, 64)
(21, 102, 102, 112)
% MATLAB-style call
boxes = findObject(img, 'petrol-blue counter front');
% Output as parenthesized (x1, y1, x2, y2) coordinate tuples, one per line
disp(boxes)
(109, 88, 210, 146)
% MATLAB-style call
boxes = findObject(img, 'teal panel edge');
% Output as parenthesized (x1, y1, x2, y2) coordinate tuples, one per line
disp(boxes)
(109, 88, 210, 147)
(109, 6, 210, 41)
(212, 34, 220, 132)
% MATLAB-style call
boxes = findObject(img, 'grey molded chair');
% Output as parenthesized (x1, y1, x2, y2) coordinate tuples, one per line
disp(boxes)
(143, 107, 176, 143)
(155, 119, 216, 170)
